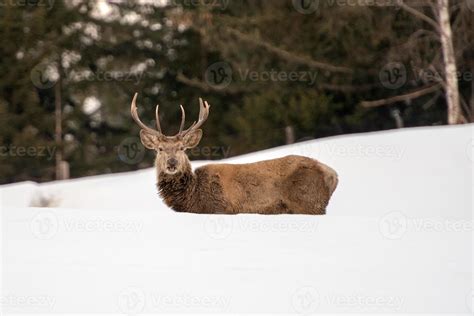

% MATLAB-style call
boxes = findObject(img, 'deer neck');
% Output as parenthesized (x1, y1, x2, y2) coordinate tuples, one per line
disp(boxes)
(156, 160, 197, 212)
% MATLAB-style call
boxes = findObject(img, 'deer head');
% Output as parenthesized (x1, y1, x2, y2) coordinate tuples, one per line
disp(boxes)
(130, 93, 210, 175)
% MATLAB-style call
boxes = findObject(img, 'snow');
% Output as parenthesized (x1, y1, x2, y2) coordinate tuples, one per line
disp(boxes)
(1, 124, 473, 314)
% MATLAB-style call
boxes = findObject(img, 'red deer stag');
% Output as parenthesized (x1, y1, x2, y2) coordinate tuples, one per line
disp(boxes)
(131, 93, 338, 214)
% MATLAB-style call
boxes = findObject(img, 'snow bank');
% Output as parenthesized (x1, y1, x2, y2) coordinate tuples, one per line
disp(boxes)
(1, 124, 472, 218)
(1, 124, 472, 314)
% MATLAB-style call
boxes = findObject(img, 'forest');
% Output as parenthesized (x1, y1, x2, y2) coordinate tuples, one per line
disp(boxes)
(0, 0, 472, 183)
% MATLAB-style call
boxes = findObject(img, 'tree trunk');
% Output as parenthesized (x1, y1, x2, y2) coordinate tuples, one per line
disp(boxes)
(54, 77, 68, 180)
(390, 109, 404, 128)
(470, 62, 474, 122)
(437, 0, 463, 124)
(285, 125, 295, 144)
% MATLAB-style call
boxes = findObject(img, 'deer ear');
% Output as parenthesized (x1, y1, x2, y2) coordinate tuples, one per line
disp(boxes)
(139, 129, 157, 149)
(182, 129, 202, 148)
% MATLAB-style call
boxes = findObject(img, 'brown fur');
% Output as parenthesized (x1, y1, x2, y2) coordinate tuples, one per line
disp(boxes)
(131, 95, 338, 215)
(156, 155, 338, 215)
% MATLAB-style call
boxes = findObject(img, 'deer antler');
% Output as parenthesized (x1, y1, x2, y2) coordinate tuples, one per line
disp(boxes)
(130, 93, 163, 136)
(177, 105, 186, 135)
(131, 93, 210, 138)
(179, 98, 210, 137)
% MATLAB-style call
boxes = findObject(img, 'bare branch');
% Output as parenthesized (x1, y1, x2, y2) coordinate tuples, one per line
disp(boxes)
(459, 95, 471, 122)
(226, 28, 353, 74)
(320, 83, 377, 93)
(421, 89, 443, 110)
(398, 1, 441, 32)
(176, 72, 257, 95)
(360, 83, 442, 108)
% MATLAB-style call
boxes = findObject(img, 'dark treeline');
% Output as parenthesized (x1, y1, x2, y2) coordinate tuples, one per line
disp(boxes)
(0, 0, 472, 184)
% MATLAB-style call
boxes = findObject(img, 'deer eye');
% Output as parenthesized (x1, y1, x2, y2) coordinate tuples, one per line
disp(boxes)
(179, 146, 184, 151)
(158, 147, 163, 152)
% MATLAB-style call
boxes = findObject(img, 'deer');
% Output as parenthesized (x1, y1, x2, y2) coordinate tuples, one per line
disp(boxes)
(131, 93, 338, 215)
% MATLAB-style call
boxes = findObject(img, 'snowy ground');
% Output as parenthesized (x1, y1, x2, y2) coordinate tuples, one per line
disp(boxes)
(1, 124, 473, 314)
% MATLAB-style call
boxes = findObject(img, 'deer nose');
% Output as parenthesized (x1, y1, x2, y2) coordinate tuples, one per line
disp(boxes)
(167, 158, 178, 167)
